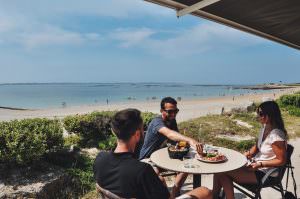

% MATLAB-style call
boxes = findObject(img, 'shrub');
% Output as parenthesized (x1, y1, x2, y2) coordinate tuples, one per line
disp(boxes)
(63, 111, 115, 148)
(278, 94, 300, 117)
(141, 112, 158, 131)
(278, 94, 300, 108)
(63, 111, 157, 149)
(98, 135, 117, 150)
(0, 118, 63, 165)
(64, 134, 81, 147)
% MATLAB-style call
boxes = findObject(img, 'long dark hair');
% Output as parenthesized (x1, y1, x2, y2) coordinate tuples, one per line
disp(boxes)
(258, 101, 287, 136)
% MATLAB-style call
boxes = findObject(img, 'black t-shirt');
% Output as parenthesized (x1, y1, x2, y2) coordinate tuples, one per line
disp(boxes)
(93, 151, 170, 199)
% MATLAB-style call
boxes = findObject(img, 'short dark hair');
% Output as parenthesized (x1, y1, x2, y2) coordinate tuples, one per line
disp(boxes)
(161, 97, 177, 109)
(111, 109, 143, 141)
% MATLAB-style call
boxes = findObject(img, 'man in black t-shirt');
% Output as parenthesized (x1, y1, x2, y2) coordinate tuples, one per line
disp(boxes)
(94, 108, 212, 199)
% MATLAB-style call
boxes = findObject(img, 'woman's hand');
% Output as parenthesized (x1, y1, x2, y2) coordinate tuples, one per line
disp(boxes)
(244, 150, 252, 159)
(250, 162, 263, 169)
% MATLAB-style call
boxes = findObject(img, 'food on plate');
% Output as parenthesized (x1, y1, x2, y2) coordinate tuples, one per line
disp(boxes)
(198, 151, 226, 162)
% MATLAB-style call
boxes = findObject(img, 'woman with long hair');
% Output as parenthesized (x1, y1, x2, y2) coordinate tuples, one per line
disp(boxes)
(212, 100, 287, 199)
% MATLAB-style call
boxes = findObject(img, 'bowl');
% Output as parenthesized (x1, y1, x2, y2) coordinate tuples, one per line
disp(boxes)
(167, 145, 189, 159)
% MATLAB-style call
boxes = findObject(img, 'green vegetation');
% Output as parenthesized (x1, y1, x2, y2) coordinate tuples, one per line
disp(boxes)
(63, 111, 115, 148)
(178, 114, 258, 152)
(277, 93, 300, 116)
(281, 111, 300, 138)
(0, 118, 63, 166)
(66, 155, 95, 194)
(63, 111, 157, 149)
(2, 103, 300, 198)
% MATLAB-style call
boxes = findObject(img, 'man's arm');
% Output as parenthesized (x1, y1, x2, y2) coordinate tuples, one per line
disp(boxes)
(159, 127, 203, 153)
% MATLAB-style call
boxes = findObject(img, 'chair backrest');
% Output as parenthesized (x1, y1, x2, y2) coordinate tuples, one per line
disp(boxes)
(96, 183, 122, 199)
(278, 144, 294, 181)
(96, 183, 136, 199)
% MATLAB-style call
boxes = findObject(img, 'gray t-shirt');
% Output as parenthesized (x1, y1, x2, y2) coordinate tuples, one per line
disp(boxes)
(139, 116, 178, 160)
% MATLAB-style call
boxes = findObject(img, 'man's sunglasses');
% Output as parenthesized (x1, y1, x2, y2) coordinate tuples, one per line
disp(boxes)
(164, 108, 179, 114)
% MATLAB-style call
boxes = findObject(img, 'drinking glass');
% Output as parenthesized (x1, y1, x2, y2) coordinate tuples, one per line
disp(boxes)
(183, 156, 196, 168)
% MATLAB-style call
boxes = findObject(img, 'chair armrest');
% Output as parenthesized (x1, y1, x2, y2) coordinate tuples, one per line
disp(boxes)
(260, 167, 279, 186)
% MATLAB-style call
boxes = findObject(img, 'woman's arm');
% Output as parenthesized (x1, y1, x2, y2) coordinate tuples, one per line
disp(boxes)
(251, 141, 286, 169)
(262, 141, 286, 167)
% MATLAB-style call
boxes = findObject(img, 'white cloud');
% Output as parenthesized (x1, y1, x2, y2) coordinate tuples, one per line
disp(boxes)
(0, 15, 15, 33)
(12, 26, 101, 49)
(0, 0, 172, 19)
(0, 1, 265, 53)
(111, 28, 155, 48)
(20, 26, 83, 49)
(109, 23, 266, 57)
(0, 0, 169, 49)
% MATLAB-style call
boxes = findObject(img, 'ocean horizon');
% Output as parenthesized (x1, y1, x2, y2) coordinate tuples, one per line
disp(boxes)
(0, 83, 274, 109)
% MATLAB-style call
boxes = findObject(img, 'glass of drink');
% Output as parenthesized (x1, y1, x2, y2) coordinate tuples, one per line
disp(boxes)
(183, 156, 196, 168)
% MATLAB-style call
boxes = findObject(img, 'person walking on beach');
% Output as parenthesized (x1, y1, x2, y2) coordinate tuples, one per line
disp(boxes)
(94, 108, 212, 199)
(139, 97, 204, 197)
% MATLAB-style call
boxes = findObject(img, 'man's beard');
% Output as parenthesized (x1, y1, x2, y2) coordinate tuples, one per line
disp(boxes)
(164, 117, 176, 127)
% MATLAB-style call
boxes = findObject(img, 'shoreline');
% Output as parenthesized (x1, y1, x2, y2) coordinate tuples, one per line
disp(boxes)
(1, 87, 300, 122)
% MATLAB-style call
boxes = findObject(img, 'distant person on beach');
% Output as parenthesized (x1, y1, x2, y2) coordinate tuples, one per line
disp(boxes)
(212, 101, 287, 199)
(106, 99, 109, 105)
(139, 97, 204, 197)
(93, 108, 212, 199)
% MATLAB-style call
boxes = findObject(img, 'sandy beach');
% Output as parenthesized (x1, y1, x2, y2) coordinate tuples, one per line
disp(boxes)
(1, 86, 299, 122)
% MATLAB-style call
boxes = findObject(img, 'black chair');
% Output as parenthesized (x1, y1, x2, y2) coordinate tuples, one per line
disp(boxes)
(233, 144, 294, 199)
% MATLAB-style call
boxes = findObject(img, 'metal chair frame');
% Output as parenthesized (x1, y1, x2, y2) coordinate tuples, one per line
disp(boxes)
(233, 144, 294, 199)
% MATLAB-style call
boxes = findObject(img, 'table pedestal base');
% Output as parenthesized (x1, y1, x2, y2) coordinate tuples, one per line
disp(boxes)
(193, 174, 201, 188)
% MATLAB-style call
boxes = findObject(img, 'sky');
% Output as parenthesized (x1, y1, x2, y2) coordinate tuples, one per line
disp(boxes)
(0, 0, 299, 85)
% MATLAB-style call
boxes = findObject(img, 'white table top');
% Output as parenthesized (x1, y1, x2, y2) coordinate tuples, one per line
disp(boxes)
(150, 146, 247, 174)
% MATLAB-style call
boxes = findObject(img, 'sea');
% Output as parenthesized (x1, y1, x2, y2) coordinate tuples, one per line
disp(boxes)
(0, 83, 272, 109)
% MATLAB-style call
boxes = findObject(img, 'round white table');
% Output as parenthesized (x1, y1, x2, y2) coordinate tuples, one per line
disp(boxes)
(150, 146, 247, 188)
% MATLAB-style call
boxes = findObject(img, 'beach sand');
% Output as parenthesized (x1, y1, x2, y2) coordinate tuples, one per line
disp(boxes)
(1, 86, 299, 122)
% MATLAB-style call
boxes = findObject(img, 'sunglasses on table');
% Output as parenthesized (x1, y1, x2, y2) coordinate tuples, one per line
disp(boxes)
(164, 108, 179, 114)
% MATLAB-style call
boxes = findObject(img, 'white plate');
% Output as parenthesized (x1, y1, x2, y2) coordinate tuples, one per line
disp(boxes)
(195, 154, 227, 163)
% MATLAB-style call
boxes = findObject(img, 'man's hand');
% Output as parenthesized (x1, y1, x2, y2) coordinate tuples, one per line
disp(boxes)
(189, 140, 203, 155)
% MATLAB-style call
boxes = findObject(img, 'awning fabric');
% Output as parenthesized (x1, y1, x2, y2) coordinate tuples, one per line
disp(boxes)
(145, 0, 300, 50)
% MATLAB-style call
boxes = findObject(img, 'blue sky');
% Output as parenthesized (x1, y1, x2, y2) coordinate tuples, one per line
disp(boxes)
(0, 0, 299, 84)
